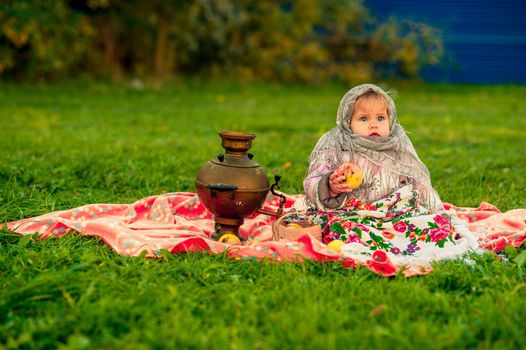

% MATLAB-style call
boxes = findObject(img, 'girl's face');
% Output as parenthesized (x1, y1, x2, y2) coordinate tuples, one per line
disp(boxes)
(349, 97, 390, 137)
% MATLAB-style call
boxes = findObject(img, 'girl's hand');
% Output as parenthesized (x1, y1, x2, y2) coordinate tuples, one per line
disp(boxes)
(328, 162, 362, 196)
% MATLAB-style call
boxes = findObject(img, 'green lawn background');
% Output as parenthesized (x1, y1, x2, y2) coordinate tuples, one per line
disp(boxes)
(1, 81, 525, 349)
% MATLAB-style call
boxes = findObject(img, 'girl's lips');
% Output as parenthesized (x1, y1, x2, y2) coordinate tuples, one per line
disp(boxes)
(369, 132, 380, 136)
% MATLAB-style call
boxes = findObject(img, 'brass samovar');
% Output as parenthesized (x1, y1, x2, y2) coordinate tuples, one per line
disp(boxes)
(195, 131, 285, 241)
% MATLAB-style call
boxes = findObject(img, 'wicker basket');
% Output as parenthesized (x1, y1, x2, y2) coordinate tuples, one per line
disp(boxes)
(271, 213, 322, 242)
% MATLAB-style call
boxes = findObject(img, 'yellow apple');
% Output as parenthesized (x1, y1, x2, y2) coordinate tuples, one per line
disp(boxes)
(286, 223, 303, 229)
(218, 233, 242, 245)
(343, 169, 364, 190)
(327, 240, 345, 253)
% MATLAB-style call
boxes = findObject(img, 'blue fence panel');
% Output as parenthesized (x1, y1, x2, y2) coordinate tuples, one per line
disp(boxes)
(365, 0, 526, 83)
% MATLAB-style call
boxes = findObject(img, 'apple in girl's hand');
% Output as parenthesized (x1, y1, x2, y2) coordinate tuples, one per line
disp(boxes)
(337, 163, 363, 190)
(343, 168, 364, 190)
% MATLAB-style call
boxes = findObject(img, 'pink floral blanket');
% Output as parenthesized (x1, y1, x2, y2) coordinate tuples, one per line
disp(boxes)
(5, 191, 526, 277)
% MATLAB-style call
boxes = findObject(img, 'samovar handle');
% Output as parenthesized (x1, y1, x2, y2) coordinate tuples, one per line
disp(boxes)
(207, 183, 238, 200)
(207, 183, 238, 192)
(257, 174, 286, 217)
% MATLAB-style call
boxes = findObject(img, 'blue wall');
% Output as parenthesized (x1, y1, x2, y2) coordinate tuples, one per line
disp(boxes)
(365, 0, 526, 83)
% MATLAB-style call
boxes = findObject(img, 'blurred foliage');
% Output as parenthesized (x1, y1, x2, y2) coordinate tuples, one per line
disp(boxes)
(0, 0, 443, 83)
(0, 0, 93, 80)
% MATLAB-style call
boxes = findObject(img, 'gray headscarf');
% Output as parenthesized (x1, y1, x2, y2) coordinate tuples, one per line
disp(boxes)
(306, 83, 441, 209)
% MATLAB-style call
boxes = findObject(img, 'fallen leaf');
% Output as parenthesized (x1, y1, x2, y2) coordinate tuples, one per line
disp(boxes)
(368, 304, 386, 318)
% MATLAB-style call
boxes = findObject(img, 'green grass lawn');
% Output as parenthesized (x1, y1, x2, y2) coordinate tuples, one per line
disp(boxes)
(1, 80, 525, 349)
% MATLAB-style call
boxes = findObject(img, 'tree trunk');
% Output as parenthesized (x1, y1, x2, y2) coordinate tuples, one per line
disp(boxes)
(98, 16, 123, 81)
(155, 22, 170, 77)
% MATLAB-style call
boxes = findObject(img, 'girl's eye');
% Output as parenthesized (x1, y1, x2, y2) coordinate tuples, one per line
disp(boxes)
(359, 116, 368, 122)
(378, 116, 386, 121)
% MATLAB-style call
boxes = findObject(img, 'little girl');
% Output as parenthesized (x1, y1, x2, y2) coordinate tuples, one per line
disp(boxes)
(304, 83, 443, 213)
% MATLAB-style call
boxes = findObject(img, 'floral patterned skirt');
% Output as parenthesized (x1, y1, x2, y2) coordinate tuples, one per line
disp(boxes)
(308, 185, 479, 266)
